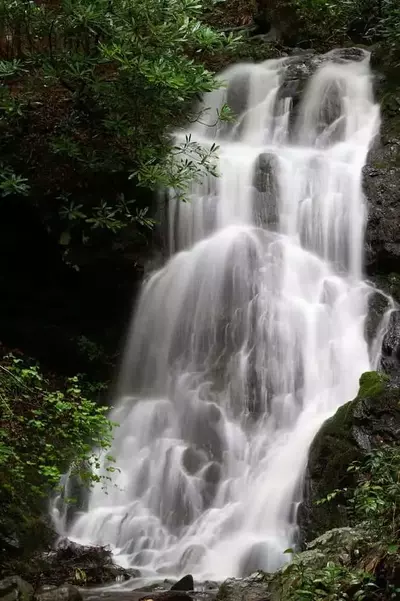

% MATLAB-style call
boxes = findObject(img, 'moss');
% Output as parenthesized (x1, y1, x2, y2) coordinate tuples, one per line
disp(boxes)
(358, 371, 389, 399)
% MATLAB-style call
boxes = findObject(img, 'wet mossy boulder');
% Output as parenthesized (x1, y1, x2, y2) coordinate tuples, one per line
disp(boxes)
(298, 372, 400, 543)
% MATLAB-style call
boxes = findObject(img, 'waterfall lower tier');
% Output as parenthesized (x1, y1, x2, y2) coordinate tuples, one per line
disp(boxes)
(60, 49, 381, 581)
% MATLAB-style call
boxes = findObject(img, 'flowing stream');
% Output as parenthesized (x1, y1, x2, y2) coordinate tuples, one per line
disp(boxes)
(63, 50, 381, 581)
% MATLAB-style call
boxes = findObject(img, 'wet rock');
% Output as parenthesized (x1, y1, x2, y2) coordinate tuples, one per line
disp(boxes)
(126, 568, 142, 579)
(36, 539, 130, 586)
(239, 542, 272, 576)
(216, 571, 271, 601)
(182, 447, 207, 475)
(201, 582, 219, 591)
(364, 157, 400, 274)
(170, 575, 194, 592)
(139, 593, 192, 601)
(364, 288, 391, 344)
(135, 581, 171, 593)
(298, 372, 400, 543)
(34, 585, 82, 601)
(381, 310, 400, 381)
(363, 82, 400, 275)
(0, 576, 33, 601)
(327, 47, 367, 63)
(253, 154, 279, 228)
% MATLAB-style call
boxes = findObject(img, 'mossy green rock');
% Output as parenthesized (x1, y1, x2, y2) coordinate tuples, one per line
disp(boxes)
(298, 372, 400, 543)
(269, 527, 367, 601)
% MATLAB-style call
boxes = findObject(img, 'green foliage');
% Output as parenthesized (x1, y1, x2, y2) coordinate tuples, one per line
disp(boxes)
(0, 0, 239, 264)
(0, 165, 30, 196)
(379, 2, 400, 64)
(317, 444, 400, 546)
(284, 560, 375, 601)
(0, 352, 115, 553)
(312, 443, 400, 599)
(347, 445, 400, 546)
(271, 0, 400, 55)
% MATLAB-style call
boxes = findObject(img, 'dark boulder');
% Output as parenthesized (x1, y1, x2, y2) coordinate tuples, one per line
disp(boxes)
(139, 593, 192, 601)
(381, 310, 400, 382)
(364, 288, 392, 345)
(253, 154, 279, 229)
(298, 372, 400, 544)
(0, 577, 33, 601)
(216, 572, 272, 601)
(34, 585, 81, 601)
(170, 575, 194, 592)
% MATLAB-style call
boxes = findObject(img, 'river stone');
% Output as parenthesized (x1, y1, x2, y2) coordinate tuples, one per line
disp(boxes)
(34, 585, 81, 601)
(170, 575, 194, 592)
(0, 577, 33, 601)
(298, 372, 400, 543)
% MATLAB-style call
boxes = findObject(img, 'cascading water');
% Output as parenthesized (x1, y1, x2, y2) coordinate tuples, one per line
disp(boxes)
(62, 50, 381, 581)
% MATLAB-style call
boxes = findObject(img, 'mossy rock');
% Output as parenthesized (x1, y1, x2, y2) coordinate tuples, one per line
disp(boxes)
(269, 527, 368, 601)
(215, 528, 368, 601)
(298, 372, 399, 543)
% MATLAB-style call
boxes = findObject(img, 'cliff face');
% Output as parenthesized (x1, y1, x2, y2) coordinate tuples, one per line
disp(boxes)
(364, 85, 400, 281)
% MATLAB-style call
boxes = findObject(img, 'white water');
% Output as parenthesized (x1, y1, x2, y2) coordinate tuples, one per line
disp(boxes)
(62, 51, 381, 581)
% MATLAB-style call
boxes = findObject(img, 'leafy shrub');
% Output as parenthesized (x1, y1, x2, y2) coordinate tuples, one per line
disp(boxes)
(0, 352, 115, 556)
(263, 0, 400, 54)
(347, 445, 400, 547)
(285, 560, 376, 601)
(0, 0, 238, 264)
(313, 443, 400, 599)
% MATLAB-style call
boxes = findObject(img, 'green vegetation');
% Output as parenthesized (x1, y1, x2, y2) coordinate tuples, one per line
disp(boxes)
(0, 0, 238, 267)
(347, 446, 400, 549)
(0, 352, 115, 563)
(283, 560, 376, 601)
(262, 0, 400, 54)
(0, 0, 398, 271)
(0, 0, 399, 592)
(282, 444, 400, 600)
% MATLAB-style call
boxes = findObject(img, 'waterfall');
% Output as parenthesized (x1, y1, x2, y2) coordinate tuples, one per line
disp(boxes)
(64, 50, 380, 581)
